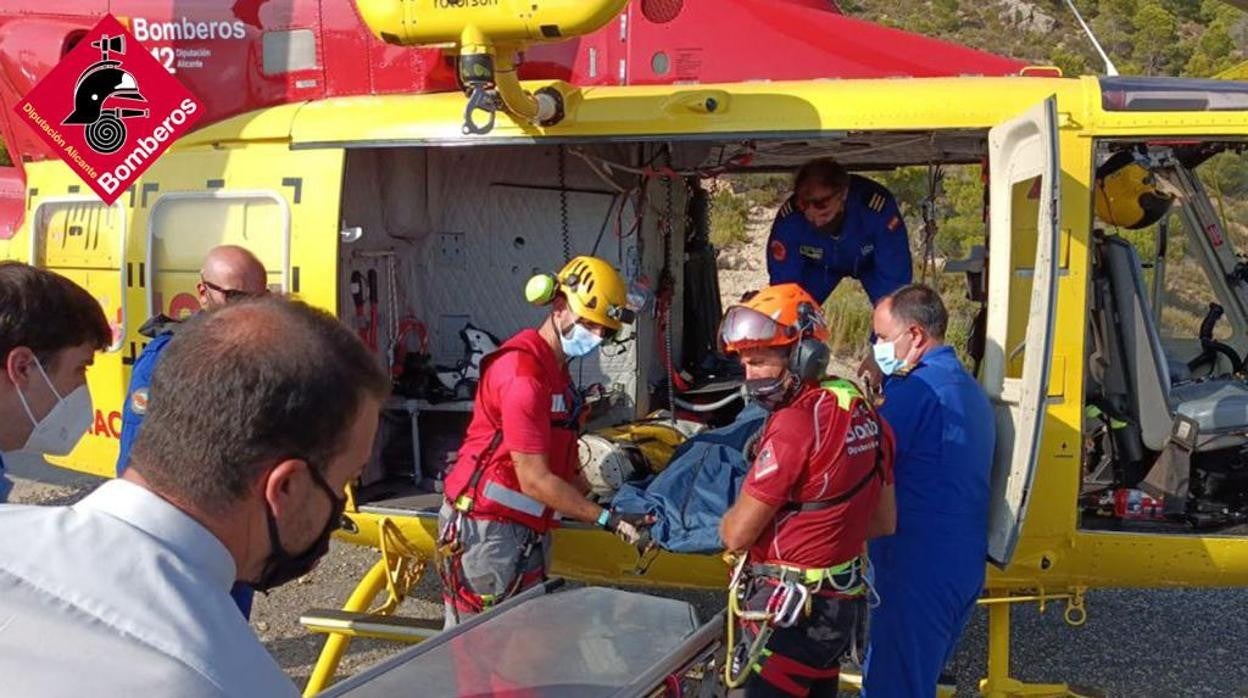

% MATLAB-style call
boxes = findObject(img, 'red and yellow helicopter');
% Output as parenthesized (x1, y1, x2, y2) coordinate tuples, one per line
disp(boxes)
(0, 1, 1246, 695)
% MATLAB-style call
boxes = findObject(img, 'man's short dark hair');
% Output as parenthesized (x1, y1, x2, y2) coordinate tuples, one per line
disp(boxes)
(129, 296, 390, 511)
(888, 284, 948, 340)
(794, 158, 851, 195)
(0, 262, 111, 367)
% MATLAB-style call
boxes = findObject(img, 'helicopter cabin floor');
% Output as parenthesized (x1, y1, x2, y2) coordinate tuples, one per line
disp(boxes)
(356, 488, 443, 517)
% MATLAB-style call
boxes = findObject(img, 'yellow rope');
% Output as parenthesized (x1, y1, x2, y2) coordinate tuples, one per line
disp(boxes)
(371, 516, 428, 616)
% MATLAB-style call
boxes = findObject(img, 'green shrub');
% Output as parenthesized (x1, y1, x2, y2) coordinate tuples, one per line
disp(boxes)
(709, 188, 750, 248)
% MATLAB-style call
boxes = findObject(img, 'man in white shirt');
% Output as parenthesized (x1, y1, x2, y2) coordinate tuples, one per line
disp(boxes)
(0, 295, 388, 697)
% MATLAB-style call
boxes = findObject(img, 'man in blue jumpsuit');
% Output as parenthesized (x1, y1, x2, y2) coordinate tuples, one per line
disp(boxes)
(116, 244, 268, 616)
(767, 158, 913, 306)
(863, 284, 995, 697)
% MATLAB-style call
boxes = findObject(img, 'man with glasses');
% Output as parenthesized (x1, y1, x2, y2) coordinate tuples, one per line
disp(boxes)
(767, 158, 913, 390)
(767, 158, 912, 307)
(437, 255, 648, 626)
(116, 244, 268, 616)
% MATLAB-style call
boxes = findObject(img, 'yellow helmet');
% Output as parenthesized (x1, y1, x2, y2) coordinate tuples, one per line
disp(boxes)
(526, 256, 634, 331)
(1094, 151, 1174, 230)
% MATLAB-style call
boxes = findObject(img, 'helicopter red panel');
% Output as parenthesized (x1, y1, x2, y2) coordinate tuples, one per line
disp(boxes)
(0, 0, 1026, 170)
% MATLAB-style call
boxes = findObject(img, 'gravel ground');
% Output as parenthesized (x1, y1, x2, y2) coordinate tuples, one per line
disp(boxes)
(10, 470, 1248, 696)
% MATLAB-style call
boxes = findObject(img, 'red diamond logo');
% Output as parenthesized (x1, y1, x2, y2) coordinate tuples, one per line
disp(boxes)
(12, 15, 203, 205)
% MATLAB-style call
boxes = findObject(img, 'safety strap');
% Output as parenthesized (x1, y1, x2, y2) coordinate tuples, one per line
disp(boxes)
(750, 556, 866, 596)
(438, 519, 543, 619)
(723, 553, 864, 690)
(452, 429, 506, 513)
(784, 456, 880, 513)
(781, 386, 886, 513)
(449, 344, 582, 514)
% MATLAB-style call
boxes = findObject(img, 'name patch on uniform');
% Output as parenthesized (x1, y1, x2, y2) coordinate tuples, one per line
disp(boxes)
(799, 245, 823, 261)
(770, 240, 788, 262)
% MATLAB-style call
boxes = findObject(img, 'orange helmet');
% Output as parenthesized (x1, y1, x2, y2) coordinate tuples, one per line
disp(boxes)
(719, 283, 830, 354)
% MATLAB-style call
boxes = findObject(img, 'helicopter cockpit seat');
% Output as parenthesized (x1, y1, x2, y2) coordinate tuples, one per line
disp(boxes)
(1097, 234, 1248, 453)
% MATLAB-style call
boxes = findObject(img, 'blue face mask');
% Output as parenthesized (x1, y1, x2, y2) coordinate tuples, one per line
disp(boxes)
(560, 320, 604, 358)
(872, 339, 906, 377)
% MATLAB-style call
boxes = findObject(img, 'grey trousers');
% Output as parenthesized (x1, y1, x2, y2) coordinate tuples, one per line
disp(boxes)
(438, 501, 552, 628)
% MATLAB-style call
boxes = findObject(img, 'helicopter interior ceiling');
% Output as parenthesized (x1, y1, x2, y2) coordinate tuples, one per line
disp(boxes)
(683, 129, 990, 173)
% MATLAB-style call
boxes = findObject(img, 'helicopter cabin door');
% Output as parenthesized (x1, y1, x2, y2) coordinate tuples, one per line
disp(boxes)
(982, 96, 1061, 568)
(133, 145, 344, 325)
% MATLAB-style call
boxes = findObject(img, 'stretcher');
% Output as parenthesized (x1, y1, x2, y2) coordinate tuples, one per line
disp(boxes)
(317, 579, 726, 698)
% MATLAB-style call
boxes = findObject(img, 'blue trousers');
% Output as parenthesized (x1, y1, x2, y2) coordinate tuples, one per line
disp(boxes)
(862, 531, 984, 697)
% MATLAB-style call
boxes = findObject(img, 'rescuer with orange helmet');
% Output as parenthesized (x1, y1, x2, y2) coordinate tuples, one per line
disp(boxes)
(437, 255, 648, 625)
(718, 283, 897, 697)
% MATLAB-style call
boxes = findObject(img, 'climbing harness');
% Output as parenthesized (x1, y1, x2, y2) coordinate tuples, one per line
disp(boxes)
(436, 346, 586, 622)
(723, 553, 868, 689)
(436, 503, 543, 623)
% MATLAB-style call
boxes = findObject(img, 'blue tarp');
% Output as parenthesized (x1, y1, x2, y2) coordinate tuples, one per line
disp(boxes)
(611, 404, 768, 553)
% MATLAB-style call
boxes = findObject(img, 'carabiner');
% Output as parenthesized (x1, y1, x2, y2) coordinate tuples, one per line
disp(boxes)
(462, 85, 497, 135)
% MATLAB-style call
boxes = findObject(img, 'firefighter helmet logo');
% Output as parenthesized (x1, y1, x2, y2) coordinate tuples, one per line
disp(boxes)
(14, 15, 202, 205)
(62, 34, 149, 155)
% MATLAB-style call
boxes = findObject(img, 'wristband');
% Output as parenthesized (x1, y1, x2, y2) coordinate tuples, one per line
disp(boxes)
(596, 509, 611, 528)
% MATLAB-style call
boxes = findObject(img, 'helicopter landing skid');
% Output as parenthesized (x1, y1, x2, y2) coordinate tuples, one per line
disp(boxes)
(978, 593, 1106, 698)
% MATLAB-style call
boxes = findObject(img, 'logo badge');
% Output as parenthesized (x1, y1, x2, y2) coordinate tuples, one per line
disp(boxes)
(14, 15, 203, 204)
(753, 442, 779, 481)
(130, 388, 149, 416)
(769, 240, 787, 262)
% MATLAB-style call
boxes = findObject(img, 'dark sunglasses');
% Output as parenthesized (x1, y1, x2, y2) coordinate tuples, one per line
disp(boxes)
(201, 276, 266, 301)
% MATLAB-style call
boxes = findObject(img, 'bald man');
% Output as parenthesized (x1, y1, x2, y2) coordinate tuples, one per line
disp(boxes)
(196, 245, 269, 309)
(116, 245, 268, 616)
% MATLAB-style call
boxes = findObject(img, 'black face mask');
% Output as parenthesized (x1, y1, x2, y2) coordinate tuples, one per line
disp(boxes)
(252, 464, 346, 593)
(743, 373, 798, 411)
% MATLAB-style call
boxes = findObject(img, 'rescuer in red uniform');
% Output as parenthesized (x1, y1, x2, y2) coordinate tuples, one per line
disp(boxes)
(719, 283, 897, 697)
(437, 255, 648, 626)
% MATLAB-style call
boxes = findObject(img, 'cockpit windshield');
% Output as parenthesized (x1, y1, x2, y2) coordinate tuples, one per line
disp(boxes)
(1100, 77, 1248, 112)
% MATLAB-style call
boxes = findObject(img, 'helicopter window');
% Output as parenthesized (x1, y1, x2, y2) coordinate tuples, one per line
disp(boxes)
(1106, 146, 1248, 367)
(1082, 142, 1248, 533)
(146, 192, 289, 319)
(32, 199, 127, 352)
(1100, 77, 1248, 112)
(1154, 212, 1235, 345)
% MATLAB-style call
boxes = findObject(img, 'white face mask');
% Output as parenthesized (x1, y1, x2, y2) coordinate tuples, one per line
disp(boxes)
(872, 339, 906, 377)
(15, 358, 93, 457)
(559, 320, 605, 358)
